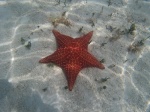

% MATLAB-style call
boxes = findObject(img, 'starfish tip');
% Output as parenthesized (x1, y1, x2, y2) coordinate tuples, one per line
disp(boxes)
(99, 64, 105, 69)
(102, 66, 105, 69)
(90, 31, 94, 33)
(52, 29, 59, 34)
(39, 59, 43, 63)
(68, 86, 73, 91)
(39, 58, 49, 63)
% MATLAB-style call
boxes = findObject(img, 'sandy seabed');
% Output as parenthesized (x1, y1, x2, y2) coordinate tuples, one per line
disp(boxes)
(0, 0, 150, 112)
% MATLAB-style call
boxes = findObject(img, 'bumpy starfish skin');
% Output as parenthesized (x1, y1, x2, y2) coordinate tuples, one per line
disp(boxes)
(39, 30, 105, 91)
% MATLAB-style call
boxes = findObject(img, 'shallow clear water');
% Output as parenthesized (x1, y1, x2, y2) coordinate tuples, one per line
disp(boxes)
(0, 0, 150, 112)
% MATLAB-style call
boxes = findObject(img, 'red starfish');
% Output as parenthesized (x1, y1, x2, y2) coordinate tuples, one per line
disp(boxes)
(39, 30, 105, 91)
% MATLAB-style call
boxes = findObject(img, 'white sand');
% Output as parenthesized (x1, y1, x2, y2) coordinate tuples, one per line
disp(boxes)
(0, 0, 150, 112)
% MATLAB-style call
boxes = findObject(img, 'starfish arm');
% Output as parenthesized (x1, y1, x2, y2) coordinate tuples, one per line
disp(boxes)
(75, 31, 93, 49)
(39, 48, 69, 67)
(63, 62, 82, 91)
(79, 49, 105, 69)
(52, 30, 73, 48)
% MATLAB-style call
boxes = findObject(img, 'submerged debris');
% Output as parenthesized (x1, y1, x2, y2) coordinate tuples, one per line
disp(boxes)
(108, 0, 112, 6)
(109, 29, 125, 41)
(128, 36, 150, 53)
(101, 77, 110, 83)
(98, 86, 107, 91)
(30, 32, 34, 35)
(123, 59, 129, 63)
(55, 0, 72, 6)
(128, 44, 141, 53)
(128, 23, 136, 35)
(21, 37, 26, 44)
(108, 24, 136, 42)
(87, 18, 96, 27)
(86, 7, 104, 27)
(21, 37, 31, 50)
(50, 12, 71, 27)
(95, 77, 110, 83)
(25, 41, 31, 49)
(100, 59, 105, 63)
(42, 87, 48, 92)
(86, 13, 96, 27)
(100, 42, 107, 47)
(47, 63, 54, 67)
(106, 25, 116, 32)
(64, 86, 68, 90)
(62, 11, 66, 17)
(52, 17, 71, 27)
(103, 86, 107, 89)
(108, 64, 115, 68)
(78, 26, 84, 33)
(55, 0, 60, 5)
